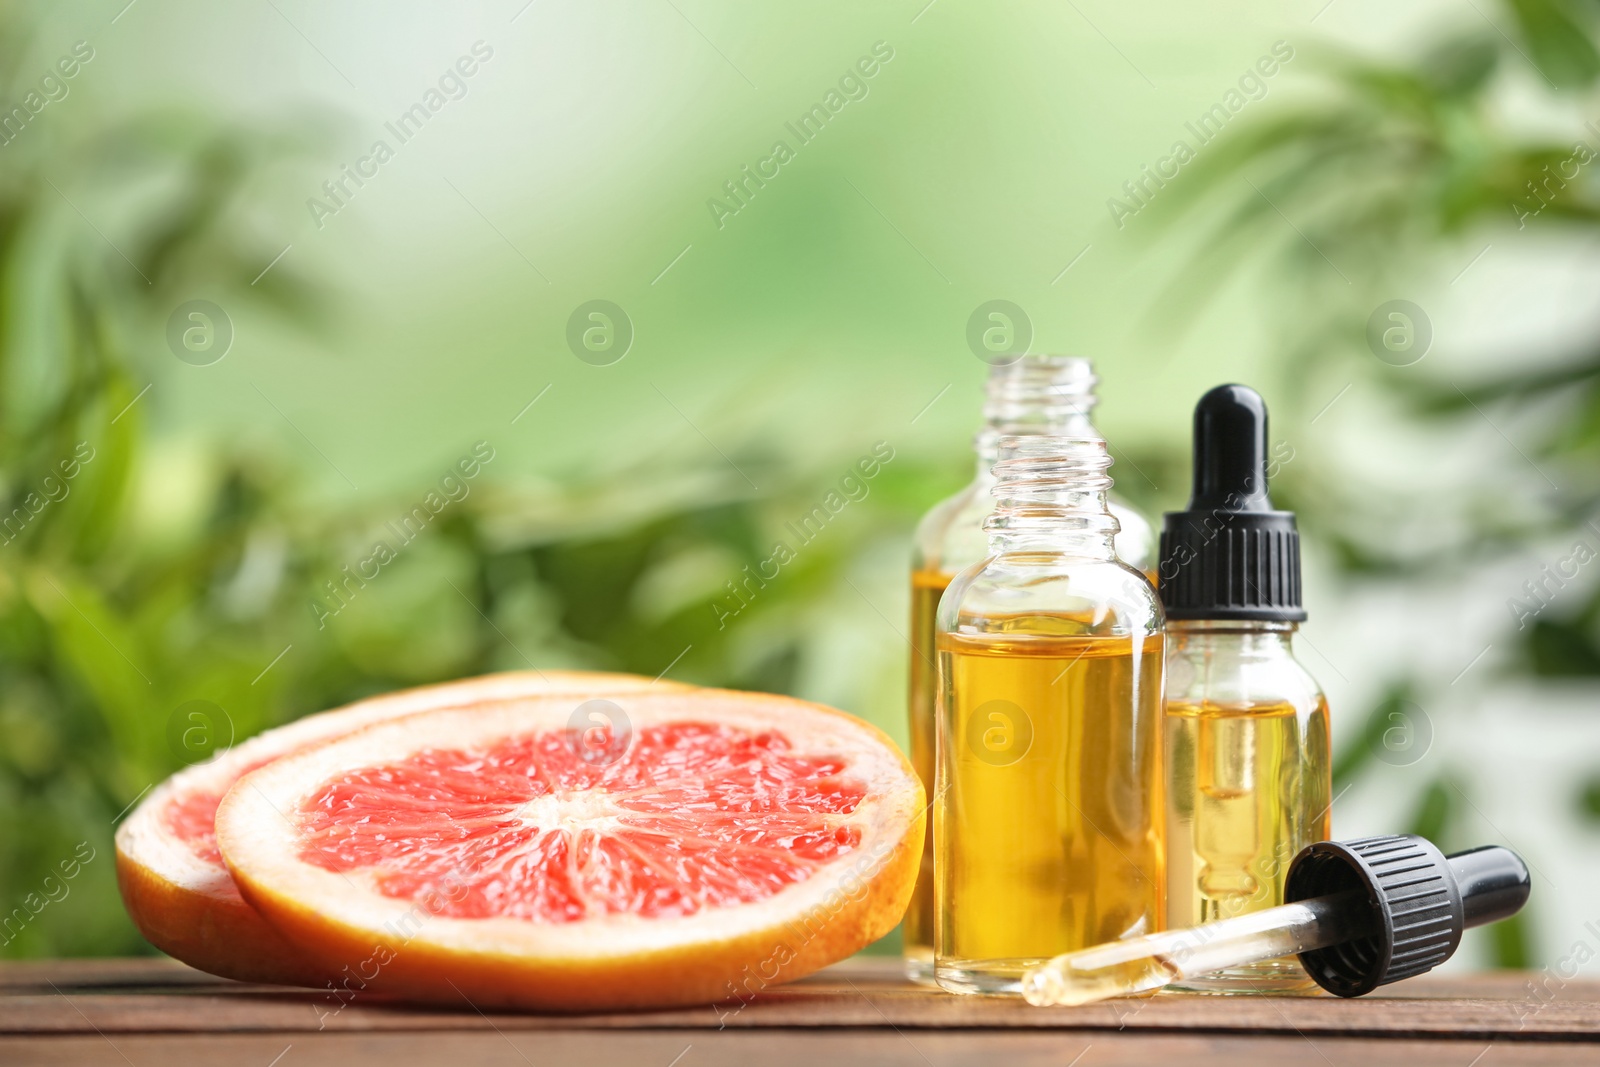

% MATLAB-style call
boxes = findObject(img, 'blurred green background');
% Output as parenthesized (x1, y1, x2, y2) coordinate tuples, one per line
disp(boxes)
(2, 0, 1598, 975)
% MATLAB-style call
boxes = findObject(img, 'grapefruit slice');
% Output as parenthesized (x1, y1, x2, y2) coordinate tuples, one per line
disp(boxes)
(215, 688, 923, 1011)
(116, 670, 679, 987)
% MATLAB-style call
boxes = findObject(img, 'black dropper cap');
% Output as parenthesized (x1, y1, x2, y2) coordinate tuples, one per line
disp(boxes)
(1285, 834, 1532, 997)
(1159, 384, 1305, 621)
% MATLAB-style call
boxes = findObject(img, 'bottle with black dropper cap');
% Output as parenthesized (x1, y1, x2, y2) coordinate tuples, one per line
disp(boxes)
(1159, 384, 1332, 993)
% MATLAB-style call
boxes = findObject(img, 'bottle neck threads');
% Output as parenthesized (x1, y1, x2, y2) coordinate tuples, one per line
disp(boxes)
(975, 356, 1100, 471)
(985, 435, 1121, 556)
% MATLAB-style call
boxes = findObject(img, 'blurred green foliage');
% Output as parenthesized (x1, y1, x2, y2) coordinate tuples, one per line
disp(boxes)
(0, 65, 342, 949)
(0, 83, 961, 950)
(1150, 0, 1600, 966)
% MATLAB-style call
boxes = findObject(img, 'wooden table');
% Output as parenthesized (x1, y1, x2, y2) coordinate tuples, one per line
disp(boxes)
(2, 957, 1595, 1065)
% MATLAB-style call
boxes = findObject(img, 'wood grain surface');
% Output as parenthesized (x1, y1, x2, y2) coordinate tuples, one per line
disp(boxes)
(3, 956, 1594, 1066)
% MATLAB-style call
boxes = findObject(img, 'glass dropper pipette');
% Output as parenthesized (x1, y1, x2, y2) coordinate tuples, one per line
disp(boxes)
(1023, 891, 1369, 1006)
(1023, 890, 1373, 1005)
(1022, 835, 1531, 1007)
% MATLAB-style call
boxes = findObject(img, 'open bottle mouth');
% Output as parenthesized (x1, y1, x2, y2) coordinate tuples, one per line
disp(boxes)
(981, 355, 1100, 431)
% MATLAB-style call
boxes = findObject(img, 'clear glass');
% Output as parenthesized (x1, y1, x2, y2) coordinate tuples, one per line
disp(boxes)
(1163, 619, 1332, 993)
(1021, 890, 1366, 1006)
(904, 356, 1154, 983)
(932, 435, 1165, 996)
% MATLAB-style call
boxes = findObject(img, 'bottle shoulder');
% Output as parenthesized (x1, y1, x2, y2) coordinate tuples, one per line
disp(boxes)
(938, 554, 1163, 640)
(1165, 634, 1326, 715)
(1108, 496, 1155, 574)
(912, 480, 991, 573)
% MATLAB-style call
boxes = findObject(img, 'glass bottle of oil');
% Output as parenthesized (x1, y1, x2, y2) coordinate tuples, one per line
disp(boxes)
(1159, 384, 1331, 993)
(904, 356, 1153, 983)
(934, 434, 1165, 995)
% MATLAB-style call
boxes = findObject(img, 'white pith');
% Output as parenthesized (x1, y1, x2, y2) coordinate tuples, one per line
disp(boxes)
(515, 788, 625, 833)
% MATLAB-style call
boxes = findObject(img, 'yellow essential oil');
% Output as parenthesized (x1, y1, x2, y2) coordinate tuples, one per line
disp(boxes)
(936, 630, 1165, 991)
(903, 357, 1156, 983)
(1158, 384, 1331, 994)
(903, 568, 953, 979)
(1165, 694, 1330, 989)
(932, 434, 1164, 996)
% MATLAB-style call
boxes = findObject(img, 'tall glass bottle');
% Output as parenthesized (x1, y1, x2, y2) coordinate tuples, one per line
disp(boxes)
(903, 356, 1153, 983)
(933, 435, 1165, 995)
(1159, 385, 1331, 993)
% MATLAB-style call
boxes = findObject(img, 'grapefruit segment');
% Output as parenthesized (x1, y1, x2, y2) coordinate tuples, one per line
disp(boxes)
(216, 689, 923, 1011)
(115, 670, 679, 986)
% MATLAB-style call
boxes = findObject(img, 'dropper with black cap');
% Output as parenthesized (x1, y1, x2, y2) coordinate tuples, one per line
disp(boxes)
(1159, 384, 1335, 993)
(1020, 834, 1532, 1005)
(1159, 383, 1305, 620)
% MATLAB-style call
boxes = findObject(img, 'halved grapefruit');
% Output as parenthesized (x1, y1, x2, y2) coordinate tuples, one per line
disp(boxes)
(215, 688, 923, 1011)
(116, 670, 679, 987)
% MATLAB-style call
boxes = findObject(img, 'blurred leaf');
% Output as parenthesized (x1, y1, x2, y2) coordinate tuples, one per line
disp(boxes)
(22, 567, 156, 766)
(1509, 0, 1600, 88)
(1419, 34, 1501, 97)
(1392, 353, 1600, 414)
(1489, 908, 1534, 967)
(1525, 613, 1600, 676)
(1577, 772, 1600, 822)
(1406, 777, 1455, 843)
(1331, 680, 1415, 788)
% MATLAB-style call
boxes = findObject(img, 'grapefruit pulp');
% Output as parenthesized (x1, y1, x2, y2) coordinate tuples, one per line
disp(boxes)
(216, 688, 923, 1011)
(116, 670, 678, 986)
